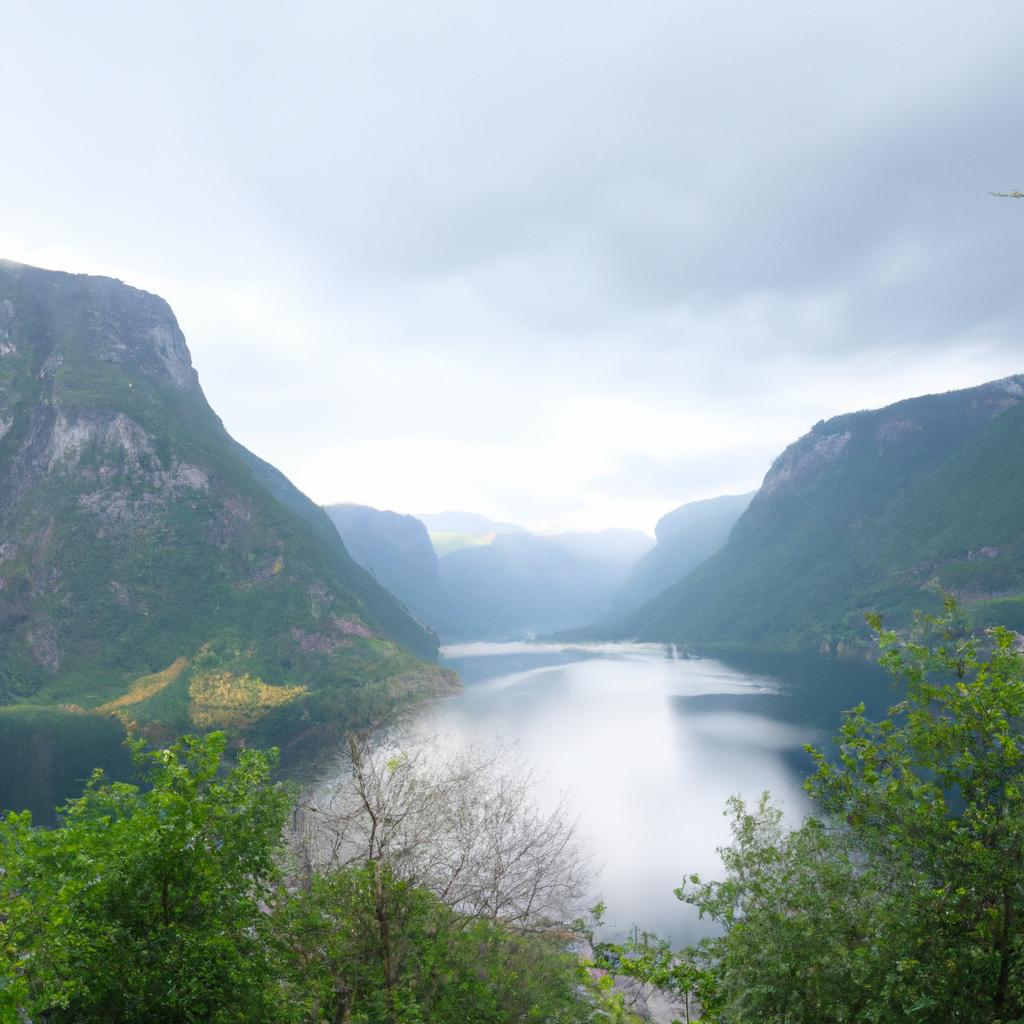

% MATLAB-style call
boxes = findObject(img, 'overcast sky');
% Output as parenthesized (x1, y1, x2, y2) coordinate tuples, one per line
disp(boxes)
(2, 2, 1023, 533)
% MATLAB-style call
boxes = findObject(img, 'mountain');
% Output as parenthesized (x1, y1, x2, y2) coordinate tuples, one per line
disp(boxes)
(324, 503, 450, 627)
(626, 375, 1024, 652)
(417, 510, 525, 557)
(0, 260, 454, 807)
(327, 505, 653, 640)
(611, 492, 754, 616)
(440, 528, 653, 639)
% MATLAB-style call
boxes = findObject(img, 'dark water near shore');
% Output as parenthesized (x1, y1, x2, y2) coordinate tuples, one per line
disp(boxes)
(427, 642, 892, 943)
(0, 708, 136, 826)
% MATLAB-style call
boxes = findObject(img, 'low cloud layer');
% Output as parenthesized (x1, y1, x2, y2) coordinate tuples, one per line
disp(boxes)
(3, 2, 1022, 531)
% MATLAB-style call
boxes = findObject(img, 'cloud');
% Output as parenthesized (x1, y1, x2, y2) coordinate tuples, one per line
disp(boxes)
(2, 1, 1023, 531)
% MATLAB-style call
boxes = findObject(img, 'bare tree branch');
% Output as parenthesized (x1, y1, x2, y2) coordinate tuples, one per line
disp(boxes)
(292, 721, 590, 927)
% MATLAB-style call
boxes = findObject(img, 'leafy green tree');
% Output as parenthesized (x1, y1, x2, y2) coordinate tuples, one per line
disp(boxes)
(1, 727, 627, 1024)
(280, 859, 614, 1024)
(0, 732, 294, 1023)
(810, 604, 1024, 1020)
(677, 796, 880, 1022)
(675, 602, 1024, 1022)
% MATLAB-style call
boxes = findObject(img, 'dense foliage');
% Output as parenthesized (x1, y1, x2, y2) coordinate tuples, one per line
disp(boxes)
(0, 734, 292, 1023)
(280, 864, 602, 1023)
(12, 568, 1024, 1022)
(0, 731, 632, 1024)
(617, 603, 1024, 1022)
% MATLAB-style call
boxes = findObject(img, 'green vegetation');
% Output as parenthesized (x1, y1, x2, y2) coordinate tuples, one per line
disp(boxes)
(597, 602, 1024, 1022)
(0, 263, 452, 816)
(0, 732, 637, 1024)
(629, 377, 1024, 653)
(279, 864, 605, 1024)
(0, 733, 291, 1023)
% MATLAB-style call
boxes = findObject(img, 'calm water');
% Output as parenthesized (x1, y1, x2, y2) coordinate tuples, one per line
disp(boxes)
(420, 641, 890, 943)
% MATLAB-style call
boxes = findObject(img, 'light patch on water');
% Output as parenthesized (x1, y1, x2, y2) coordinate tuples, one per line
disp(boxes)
(417, 641, 810, 943)
(441, 639, 682, 659)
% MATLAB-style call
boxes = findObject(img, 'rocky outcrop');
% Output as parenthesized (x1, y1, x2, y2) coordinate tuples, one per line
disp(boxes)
(0, 260, 441, 755)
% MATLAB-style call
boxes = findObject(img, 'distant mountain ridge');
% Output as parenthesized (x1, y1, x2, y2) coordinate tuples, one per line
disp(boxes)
(324, 503, 450, 627)
(438, 527, 654, 639)
(0, 260, 453, 812)
(611, 492, 754, 616)
(416, 511, 524, 535)
(327, 503, 654, 640)
(625, 375, 1024, 651)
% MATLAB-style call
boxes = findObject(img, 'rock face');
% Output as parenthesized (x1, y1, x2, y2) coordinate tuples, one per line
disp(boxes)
(0, 261, 447, 776)
(626, 375, 1024, 651)
(325, 503, 450, 628)
(611, 492, 754, 617)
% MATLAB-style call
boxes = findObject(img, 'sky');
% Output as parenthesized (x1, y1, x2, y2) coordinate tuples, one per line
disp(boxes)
(2, 2, 1023, 534)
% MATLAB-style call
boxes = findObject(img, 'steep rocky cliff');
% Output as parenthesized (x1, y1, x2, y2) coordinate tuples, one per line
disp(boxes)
(0, 261, 453, 789)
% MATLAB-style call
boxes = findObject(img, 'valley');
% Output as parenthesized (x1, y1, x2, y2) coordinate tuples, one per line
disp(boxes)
(5, 261, 1023, 830)
(5, 7, 1024, 1018)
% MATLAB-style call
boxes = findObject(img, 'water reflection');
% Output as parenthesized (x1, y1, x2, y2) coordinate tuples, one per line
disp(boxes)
(426, 642, 890, 943)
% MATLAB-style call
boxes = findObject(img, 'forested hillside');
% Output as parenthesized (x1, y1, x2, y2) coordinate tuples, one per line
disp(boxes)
(626, 376, 1024, 651)
(0, 261, 453, 813)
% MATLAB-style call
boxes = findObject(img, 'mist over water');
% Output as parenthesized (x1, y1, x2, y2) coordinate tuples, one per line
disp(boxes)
(423, 642, 825, 943)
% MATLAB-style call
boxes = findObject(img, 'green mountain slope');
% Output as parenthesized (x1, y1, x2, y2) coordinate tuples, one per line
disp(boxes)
(627, 375, 1024, 651)
(0, 261, 453, 788)
(611, 492, 754, 617)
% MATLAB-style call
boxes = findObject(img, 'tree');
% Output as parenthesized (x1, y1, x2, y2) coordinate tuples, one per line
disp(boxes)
(590, 906, 702, 1024)
(282, 723, 621, 1022)
(0, 733, 294, 1023)
(1, 727, 627, 1024)
(279, 860, 609, 1024)
(810, 605, 1024, 1020)
(677, 796, 879, 1022)
(675, 602, 1024, 1022)
(295, 722, 589, 926)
